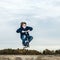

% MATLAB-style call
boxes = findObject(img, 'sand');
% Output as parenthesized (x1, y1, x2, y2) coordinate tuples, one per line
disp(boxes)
(0, 55, 60, 60)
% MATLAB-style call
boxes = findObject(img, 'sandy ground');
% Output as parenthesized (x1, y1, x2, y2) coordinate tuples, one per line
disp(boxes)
(0, 55, 60, 60)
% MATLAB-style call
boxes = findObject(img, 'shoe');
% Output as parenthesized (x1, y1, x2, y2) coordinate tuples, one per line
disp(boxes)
(25, 40, 29, 47)
(26, 42, 29, 47)
(23, 46, 28, 49)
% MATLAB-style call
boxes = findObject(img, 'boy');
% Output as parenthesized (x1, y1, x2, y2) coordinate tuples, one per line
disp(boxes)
(16, 22, 33, 48)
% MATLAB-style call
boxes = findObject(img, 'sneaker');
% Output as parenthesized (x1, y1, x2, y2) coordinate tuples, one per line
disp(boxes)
(26, 42, 29, 47)
(23, 46, 28, 49)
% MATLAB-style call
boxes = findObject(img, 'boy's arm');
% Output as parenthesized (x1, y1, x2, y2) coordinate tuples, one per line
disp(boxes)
(27, 26, 33, 31)
(16, 28, 22, 33)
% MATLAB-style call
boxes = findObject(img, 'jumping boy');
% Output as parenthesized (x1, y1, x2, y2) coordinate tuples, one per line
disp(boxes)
(16, 22, 33, 48)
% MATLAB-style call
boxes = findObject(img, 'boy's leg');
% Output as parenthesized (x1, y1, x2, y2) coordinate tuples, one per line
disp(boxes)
(25, 40, 29, 47)
(21, 35, 27, 46)
(22, 40, 26, 46)
(24, 36, 33, 47)
(28, 36, 33, 43)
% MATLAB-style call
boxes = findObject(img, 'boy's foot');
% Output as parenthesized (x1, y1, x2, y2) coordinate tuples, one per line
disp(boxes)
(23, 43, 30, 49)
(25, 40, 29, 47)
(26, 42, 29, 47)
(23, 46, 28, 49)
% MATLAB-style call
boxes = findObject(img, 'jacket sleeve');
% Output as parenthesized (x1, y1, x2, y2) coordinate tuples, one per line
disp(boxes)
(16, 28, 22, 33)
(27, 26, 33, 31)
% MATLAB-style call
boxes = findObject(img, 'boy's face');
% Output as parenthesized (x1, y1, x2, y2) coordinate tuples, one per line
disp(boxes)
(22, 24, 26, 28)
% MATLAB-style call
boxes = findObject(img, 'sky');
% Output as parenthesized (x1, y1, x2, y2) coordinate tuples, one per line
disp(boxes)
(0, 0, 60, 51)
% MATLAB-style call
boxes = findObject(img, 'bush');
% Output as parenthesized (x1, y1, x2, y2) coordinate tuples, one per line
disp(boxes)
(0, 48, 41, 55)
(43, 49, 55, 55)
(55, 50, 60, 54)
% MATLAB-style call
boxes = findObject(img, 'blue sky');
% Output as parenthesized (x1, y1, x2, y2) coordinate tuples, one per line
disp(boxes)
(0, 0, 60, 51)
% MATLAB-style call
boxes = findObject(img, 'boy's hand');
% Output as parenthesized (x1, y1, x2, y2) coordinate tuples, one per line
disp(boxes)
(22, 31, 25, 33)
(27, 30, 30, 32)
(22, 30, 30, 33)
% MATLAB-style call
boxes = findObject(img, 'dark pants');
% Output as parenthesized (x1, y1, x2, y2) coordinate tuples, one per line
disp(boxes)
(21, 35, 33, 46)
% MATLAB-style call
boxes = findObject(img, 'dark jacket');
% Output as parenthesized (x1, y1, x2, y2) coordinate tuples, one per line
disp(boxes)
(16, 26, 33, 38)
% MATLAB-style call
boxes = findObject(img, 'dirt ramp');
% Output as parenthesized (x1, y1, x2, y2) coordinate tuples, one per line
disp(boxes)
(0, 55, 37, 60)
(0, 55, 60, 60)
(15, 57, 22, 60)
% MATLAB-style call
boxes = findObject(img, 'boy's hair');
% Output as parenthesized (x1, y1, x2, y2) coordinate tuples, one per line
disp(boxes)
(20, 22, 26, 27)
